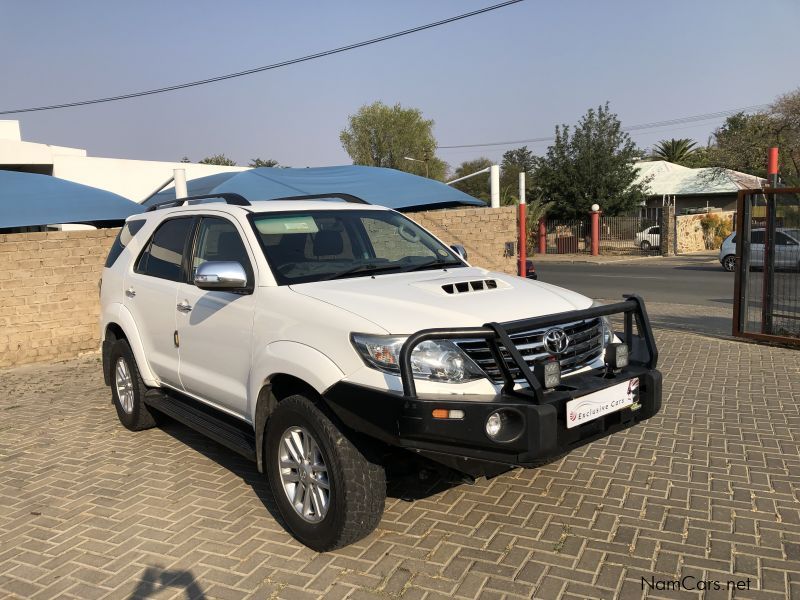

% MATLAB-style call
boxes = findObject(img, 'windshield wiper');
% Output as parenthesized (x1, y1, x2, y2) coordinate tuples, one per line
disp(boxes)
(320, 263, 403, 281)
(402, 258, 463, 273)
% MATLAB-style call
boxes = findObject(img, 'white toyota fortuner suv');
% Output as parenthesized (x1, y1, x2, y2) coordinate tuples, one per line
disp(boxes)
(100, 193, 661, 551)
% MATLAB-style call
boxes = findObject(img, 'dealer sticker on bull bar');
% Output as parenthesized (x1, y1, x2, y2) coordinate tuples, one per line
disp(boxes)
(566, 378, 639, 429)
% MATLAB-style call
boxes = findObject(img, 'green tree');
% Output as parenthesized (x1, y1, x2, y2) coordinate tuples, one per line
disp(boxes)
(199, 154, 237, 166)
(339, 101, 448, 180)
(533, 103, 649, 218)
(705, 112, 775, 178)
(769, 88, 800, 182)
(652, 138, 698, 165)
(450, 157, 492, 202)
(500, 146, 537, 204)
(249, 158, 280, 168)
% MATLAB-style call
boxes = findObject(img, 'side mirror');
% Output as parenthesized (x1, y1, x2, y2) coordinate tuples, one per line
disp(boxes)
(194, 261, 248, 291)
(450, 244, 468, 261)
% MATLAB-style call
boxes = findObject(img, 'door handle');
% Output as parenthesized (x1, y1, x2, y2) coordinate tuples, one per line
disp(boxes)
(176, 301, 193, 313)
(125, 287, 136, 298)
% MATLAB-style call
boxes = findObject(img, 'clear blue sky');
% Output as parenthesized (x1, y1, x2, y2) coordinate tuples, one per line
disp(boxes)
(2, 0, 798, 170)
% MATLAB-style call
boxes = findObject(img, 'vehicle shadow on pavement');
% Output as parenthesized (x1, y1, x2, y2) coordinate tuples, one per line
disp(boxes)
(156, 418, 463, 524)
(156, 419, 288, 527)
(128, 565, 206, 599)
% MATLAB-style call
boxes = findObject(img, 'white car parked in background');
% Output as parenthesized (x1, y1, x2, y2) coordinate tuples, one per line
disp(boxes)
(635, 225, 660, 251)
(719, 228, 800, 272)
(100, 193, 662, 551)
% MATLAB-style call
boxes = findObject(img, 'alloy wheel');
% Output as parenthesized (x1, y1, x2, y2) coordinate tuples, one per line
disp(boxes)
(114, 357, 135, 414)
(278, 426, 331, 523)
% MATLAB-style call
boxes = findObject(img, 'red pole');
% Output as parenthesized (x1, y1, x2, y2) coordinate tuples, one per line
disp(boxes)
(590, 207, 600, 256)
(768, 147, 779, 186)
(538, 217, 546, 255)
(518, 203, 527, 277)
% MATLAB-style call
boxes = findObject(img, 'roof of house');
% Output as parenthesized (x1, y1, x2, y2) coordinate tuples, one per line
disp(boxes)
(634, 160, 764, 197)
(0, 170, 143, 229)
(144, 165, 486, 212)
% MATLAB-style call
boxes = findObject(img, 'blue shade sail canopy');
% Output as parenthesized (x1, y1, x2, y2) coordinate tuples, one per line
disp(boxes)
(0, 170, 143, 229)
(145, 165, 486, 211)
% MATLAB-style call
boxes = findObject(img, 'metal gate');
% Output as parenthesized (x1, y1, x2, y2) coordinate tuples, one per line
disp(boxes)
(541, 220, 589, 254)
(600, 212, 662, 255)
(733, 187, 800, 345)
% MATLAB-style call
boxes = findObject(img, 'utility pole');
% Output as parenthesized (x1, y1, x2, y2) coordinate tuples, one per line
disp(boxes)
(490, 165, 500, 208)
(518, 172, 526, 277)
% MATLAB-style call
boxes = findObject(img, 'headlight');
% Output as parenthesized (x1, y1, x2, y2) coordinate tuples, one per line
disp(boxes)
(591, 300, 614, 347)
(351, 334, 485, 383)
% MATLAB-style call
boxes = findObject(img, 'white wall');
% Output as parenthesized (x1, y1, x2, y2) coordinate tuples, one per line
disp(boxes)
(52, 155, 246, 202)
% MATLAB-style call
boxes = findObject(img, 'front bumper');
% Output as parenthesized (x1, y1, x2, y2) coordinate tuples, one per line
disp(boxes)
(322, 295, 662, 478)
(323, 366, 661, 478)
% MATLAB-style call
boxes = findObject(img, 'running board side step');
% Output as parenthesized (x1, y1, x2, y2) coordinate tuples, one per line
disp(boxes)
(144, 389, 256, 462)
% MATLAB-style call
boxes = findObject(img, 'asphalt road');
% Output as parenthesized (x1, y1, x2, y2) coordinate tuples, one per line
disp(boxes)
(534, 254, 734, 309)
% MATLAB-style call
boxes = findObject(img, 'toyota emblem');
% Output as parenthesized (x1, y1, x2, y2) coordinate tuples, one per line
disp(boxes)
(543, 327, 570, 355)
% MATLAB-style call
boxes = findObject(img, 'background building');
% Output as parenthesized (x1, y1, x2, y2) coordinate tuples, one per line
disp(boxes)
(0, 120, 246, 202)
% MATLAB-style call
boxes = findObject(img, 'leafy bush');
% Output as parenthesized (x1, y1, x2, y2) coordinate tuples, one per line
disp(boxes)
(699, 214, 732, 249)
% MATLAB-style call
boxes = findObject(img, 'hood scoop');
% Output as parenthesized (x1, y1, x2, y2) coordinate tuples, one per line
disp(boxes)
(442, 279, 498, 294)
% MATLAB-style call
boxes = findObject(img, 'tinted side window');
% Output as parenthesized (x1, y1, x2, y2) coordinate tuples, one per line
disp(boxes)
(191, 217, 253, 282)
(776, 232, 797, 246)
(105, 220, 145, 267)
(650, 227, 660, 235)
(136, 218, 194, 281)
(750, 231, 766, 244)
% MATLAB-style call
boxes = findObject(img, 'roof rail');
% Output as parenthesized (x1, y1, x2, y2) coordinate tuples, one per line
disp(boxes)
(268, 193, 369, 204)
(145, 193, 251, 212)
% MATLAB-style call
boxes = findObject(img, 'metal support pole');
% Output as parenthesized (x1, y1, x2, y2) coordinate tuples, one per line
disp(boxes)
(174, 169, 188, 200)
(518, 172, 526, 277)
(538, 218, 546, 255)
(762, 147, 779, 333)
(590, 204, 600, 256)
(490, 164, 500, 208)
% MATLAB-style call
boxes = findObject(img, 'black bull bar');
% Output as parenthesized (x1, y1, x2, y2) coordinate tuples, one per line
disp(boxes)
(398, 294, 658, 400)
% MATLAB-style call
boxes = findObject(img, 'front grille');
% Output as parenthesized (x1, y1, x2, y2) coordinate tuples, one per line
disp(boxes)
(455, 318, 605, 382)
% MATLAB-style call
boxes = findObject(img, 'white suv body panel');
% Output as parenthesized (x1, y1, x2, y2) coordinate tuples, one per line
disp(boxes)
(102, 201, 601, 426)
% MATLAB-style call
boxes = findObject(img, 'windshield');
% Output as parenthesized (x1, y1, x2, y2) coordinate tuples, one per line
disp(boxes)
(251, 209, 465, 285)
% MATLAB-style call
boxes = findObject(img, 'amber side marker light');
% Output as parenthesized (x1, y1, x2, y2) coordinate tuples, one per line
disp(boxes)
(432, 409, 465, 419)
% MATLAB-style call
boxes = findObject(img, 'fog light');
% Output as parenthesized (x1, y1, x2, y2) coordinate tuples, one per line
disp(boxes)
(605, 343, 629, 370)
(486, 412, 503, 438)
(534, 360, 561, 389)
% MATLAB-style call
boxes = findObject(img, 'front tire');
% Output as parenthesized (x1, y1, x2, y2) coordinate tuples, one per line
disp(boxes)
(640, 240, 652, 251)
(109, 339, 156, 431)
(722, 255, 736, 272)
(266, 395, 386, 552)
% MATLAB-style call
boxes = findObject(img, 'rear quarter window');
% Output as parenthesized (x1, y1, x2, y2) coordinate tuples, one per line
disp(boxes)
(105, 220, 146, 267)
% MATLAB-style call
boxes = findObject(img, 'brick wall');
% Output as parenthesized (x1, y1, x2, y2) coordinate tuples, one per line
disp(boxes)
(0, 207, 517, 368)
(408, 206, 518, 274)
(0, 229, 118, 368)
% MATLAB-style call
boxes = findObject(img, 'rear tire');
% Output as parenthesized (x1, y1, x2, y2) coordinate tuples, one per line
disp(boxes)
(722, 255, 736, 272)
(109, 339, 156, 431)
(266, 395, 385, 552)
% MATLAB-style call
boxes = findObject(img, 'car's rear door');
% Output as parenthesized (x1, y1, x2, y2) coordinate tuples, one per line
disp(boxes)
(176, 215, 257, 418)
(123, 216, 195, 388)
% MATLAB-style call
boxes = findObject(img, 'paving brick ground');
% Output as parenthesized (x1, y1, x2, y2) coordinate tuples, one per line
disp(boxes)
(1, 311, 799, 599)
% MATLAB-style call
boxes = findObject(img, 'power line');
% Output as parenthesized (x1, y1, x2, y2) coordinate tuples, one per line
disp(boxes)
(437, 103, 770, 149)
(0, 1, 525, 116)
